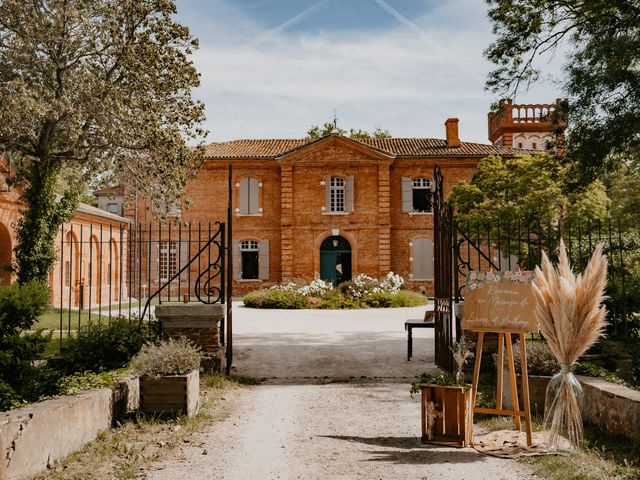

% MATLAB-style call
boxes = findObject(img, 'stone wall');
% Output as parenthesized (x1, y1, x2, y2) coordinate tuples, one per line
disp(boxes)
(578, 375, 640, 441)
(0, 376, 139, 480)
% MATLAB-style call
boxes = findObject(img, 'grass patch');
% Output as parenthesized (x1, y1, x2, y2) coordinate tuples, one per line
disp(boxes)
(34, 374, 243, 480)
(522, 424, 640, 480)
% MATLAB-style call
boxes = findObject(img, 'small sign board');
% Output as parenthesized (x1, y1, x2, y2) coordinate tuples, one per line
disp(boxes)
(462, 271, 537, 333)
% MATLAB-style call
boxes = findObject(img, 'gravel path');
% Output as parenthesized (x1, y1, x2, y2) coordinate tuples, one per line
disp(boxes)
(144, 383, 538, 480)
(143, 305, 539, 479)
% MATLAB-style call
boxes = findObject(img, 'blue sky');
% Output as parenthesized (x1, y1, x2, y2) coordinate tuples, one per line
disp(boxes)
(176, 0, 563, 143)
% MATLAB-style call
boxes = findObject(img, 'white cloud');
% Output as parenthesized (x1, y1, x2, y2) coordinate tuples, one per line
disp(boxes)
(187, 0, 564, 143)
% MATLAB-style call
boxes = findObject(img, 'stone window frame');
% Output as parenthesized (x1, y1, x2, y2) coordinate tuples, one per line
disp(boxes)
(321, 175, 354, 214)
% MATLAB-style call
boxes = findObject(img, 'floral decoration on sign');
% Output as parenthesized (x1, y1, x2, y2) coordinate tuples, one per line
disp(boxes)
(466, 270, 533, 290)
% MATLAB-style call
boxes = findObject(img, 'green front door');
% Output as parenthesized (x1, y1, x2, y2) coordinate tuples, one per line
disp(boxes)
(319, 236, 352, 285)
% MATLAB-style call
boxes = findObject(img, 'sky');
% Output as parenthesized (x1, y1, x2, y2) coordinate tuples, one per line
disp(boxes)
(176, 0, 565, 144)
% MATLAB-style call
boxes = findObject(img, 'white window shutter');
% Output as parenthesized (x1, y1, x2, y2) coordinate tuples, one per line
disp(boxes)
(412, 239, 423, 279)
(179, 240, 190, 271)
(401, 177, 413, 212)
(233, 241, 241, 280)
(424, 239, 434, 279)
(345, 176, 354, 212)
(259, 239, 270, 280)
(149, 240, 159, 284)
(239, 178, 250, 214)
(324, 176, 331, 211)
(249, 178, 260, 214)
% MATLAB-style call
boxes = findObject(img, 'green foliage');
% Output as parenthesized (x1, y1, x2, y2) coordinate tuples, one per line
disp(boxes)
(130, 337, 201, 377)
(574, 361, 638, 391)
(0, 282, 52, 410)
(57, 370, 125, 396)
(306, 122, 391, 139)
(512, 340, 560, 376)
(0, 0, 206, 282)
(242, 289, 311, 309)
(410, 373, 459, 396)
(243, 275, 428, 310)
(53, 317, 159, 374)
(484, 0, 640, 184)
(363, 290, 427, 308)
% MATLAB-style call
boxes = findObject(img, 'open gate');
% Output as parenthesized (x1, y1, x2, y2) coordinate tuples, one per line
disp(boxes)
(432, 165, 454, 371)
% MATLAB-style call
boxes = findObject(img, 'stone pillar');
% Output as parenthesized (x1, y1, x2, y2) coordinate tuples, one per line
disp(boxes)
(155, 304, 225, 372)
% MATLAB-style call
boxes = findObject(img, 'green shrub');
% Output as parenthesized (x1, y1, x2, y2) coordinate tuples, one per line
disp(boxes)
(363, 290, 428, 308)
(0, 282, 51, 410)
(57, 370, 125, 396)
(512, 339, 560, 376)
(130, 337, 201, 376)
(52, 317, 159, 374)
(243, 289, 309, 309)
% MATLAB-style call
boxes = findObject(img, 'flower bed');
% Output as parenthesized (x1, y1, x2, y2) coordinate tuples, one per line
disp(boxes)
(243, 273, 428, 309)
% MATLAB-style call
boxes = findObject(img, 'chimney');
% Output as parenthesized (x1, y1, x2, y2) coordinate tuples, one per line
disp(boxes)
(445, 118, 460, 147)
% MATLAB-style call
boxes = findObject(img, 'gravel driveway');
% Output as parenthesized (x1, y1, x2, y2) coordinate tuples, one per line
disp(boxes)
(141, 305, 539, 479)
(230, 302, 440, 380)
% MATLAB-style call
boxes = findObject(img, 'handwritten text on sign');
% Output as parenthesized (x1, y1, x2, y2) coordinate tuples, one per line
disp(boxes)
(462, 271, 537, 333)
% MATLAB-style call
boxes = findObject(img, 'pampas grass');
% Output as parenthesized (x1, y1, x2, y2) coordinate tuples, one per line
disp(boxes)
(532, 239, 608, 448)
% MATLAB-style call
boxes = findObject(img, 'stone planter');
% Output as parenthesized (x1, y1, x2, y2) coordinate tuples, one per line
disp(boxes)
(502, 374, 552, 418)
(420, 384, 473, 447)
(140, 369, 199, 417)
(155, 304, 225, 372)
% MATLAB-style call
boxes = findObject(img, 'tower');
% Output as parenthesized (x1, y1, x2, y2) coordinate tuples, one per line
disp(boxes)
(488, 98, 568, 153)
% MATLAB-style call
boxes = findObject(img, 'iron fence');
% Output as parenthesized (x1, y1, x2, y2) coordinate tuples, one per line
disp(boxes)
(453, 216, 639, 339)
(55, 220, 226, 340)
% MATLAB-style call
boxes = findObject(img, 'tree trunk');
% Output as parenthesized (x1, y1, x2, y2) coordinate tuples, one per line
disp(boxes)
(14, 158, 77, 285)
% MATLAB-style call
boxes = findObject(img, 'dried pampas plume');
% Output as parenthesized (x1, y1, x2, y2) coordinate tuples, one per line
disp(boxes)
(532, 239, 608, 448)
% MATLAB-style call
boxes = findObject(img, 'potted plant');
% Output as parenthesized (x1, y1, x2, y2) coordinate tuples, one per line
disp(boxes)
(500, 339, 559, 417)
(130, 337, 201, 417)
(412, 336, 474, 447)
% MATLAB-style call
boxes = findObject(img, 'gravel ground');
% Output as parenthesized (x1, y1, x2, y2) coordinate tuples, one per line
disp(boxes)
(143, 305, 539, 479)
(144, 383, 539, 480)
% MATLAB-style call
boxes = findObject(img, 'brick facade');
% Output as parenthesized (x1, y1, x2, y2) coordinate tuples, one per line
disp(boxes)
(133, 123, 527, 295)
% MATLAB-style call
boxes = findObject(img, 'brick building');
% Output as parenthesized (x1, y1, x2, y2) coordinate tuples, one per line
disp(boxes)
(0, 158, 130, 307)
(133, 117, 535, 294)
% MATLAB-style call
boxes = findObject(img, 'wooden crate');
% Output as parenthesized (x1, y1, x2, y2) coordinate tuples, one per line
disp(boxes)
(420, 384, 473, 447)
(140, 369, 199, 417)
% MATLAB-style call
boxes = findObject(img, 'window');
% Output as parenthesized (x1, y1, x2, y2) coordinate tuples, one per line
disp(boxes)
(240, 240, 259, 280)
(412, 178, 433, 213)
(411, 238, 434, 280)
(402, 177, 433, 213)
(239, 177, 260, 215)
(159, 241, 178, 281)
(107, 203, 120, 215)
(330, 177, 345, 212)
(532, 142, 538, 150)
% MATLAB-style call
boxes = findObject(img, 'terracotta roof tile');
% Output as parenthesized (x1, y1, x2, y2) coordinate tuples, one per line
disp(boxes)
(202, 135, 528, 159)
(94, 185, 124, 196)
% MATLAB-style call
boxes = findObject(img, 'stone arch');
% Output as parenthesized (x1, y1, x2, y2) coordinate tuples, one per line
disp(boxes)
(0, 221, 12, 285)
(109, 238, 119, 301)
(65, 230, 81, 306)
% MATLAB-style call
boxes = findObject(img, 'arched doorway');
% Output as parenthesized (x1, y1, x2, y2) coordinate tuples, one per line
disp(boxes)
(0, 221, 12, 285)
(320, 235, 352, 285)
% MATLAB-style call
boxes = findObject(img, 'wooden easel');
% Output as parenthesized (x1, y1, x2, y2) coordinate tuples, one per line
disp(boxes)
(470, 330, 533, 446)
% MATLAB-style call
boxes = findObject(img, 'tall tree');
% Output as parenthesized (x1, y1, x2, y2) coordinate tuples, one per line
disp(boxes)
(306, 122, 391, 139)
(484, 1, 640, 184)
(0, 0, 206, 283)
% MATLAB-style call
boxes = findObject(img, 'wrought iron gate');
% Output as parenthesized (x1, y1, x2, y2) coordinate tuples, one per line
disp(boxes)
(432, 165, 454, 371)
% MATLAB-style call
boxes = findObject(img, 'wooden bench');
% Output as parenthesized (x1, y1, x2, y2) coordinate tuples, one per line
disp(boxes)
(405, 311, 435, 361)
